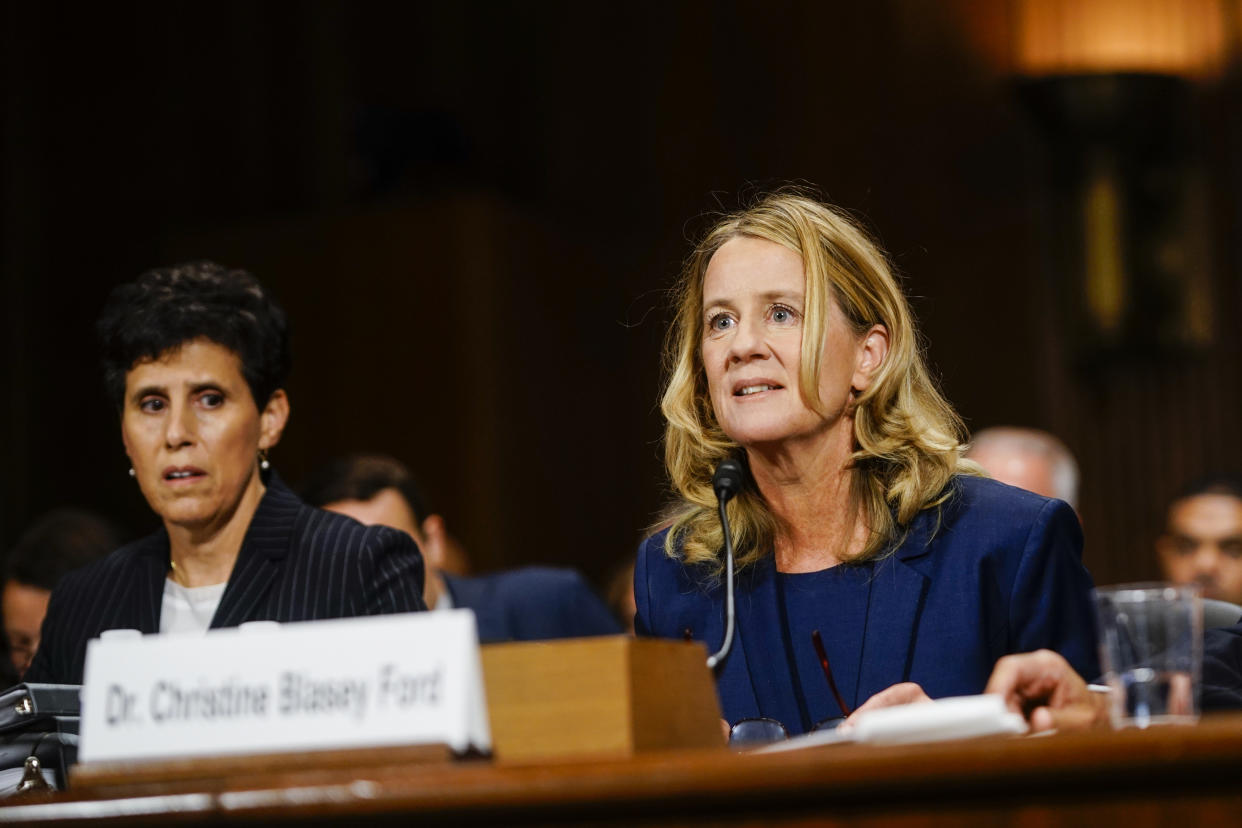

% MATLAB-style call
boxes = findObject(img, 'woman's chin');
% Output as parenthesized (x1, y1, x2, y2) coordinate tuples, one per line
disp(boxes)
(728, 423, 826, 451)
(724, 419, 792, 446)
(155, 500, 220, 531)
(732, 432, 791, 451)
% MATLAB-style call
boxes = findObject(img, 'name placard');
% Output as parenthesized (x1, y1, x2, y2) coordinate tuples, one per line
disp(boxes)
(78, 610, 490, 764)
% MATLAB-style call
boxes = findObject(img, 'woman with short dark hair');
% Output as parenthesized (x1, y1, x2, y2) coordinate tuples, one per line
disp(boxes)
(26, 262, 426, 685)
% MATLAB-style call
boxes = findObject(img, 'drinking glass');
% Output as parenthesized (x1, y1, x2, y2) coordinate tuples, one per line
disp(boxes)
(1093, 582, 1202, 728)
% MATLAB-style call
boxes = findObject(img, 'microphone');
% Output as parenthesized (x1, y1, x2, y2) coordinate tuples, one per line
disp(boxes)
(713, 457, 745, 503)
(706, 458, 743, 670)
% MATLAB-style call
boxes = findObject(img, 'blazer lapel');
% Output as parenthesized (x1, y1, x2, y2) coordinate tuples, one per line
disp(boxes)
(855, 505, 946, 701)
(134, 532, 171, 634)
(210, 474, 301, 629)
(732, 557, 798, 722)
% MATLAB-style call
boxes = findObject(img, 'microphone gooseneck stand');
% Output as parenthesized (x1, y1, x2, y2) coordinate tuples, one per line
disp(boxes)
(706, 458, 743, 671)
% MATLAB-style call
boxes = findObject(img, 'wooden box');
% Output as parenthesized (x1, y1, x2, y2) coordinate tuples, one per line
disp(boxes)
(480, 636, 725, 763)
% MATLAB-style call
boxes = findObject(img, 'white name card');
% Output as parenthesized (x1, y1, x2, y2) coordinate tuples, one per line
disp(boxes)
(78, 610, 490, 764)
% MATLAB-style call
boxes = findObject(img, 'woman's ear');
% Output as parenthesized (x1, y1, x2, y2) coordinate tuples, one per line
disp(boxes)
(257, 389, 291, 450)
(851, 324, 889, 393)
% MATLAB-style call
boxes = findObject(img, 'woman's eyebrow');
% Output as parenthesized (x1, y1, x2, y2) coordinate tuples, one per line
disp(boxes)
(759, 290, 803, 303)
(704, 290, 802, 308)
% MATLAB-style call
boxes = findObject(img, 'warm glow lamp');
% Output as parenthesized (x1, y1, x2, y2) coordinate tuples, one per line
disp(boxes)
(1015, 0, 1222, 357)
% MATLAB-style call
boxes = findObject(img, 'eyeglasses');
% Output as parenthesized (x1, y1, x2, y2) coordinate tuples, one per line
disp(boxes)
(728, 629, 853, 746)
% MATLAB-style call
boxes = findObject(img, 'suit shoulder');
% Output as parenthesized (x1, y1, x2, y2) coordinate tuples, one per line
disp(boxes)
(944, 475, 1074, 532)
(636, 525, 716, 600)
(920, 475, 1083, 584)
(951, 474, 1055, 511)
(640, 526, 673, 555)
(293, 505, 419, 558)
(638, 526, 687, 572)
(489, 566, 594, 597)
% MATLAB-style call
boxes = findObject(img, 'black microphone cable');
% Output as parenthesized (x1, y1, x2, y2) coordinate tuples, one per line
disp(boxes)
(706, 458, 744, 670)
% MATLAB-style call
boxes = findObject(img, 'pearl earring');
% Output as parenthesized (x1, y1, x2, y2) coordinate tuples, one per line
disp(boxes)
(259, 449, 270, 471)
(128, 468, 136, 478)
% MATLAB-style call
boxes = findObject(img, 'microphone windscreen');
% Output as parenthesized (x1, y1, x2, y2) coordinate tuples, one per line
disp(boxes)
(712, 458, 745, 503)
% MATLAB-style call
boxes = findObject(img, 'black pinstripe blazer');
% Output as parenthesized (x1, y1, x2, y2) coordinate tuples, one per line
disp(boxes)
(24, 473, 427, 685)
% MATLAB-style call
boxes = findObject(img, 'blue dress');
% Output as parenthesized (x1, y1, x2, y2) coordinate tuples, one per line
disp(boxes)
(634, 476, 1100, 733)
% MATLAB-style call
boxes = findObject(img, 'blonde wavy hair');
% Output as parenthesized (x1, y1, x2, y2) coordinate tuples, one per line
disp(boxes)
(660, 191, 978, 574)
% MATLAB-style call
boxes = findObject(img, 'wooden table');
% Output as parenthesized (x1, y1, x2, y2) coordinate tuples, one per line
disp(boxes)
(4, 714, 1242, 826)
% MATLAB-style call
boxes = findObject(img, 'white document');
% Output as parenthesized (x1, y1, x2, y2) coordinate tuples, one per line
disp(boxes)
(755, 694, 1028, 754)
(79, 610, 489, 763)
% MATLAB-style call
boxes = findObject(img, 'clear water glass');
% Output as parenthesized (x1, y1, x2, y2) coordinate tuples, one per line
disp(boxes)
(1093, 582, 1202, 728)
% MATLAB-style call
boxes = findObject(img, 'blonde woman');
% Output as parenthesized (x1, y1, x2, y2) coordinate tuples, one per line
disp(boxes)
(635, 192, 1098, 739)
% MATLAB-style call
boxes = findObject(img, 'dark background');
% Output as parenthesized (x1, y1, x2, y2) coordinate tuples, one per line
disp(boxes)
(3, 1, 1240, 591)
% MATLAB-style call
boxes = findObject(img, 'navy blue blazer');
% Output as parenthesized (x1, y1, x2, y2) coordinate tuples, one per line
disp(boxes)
(635, 476, 1099, 730)
(25, 473, 427, 686)
(444, 567, 622, 644)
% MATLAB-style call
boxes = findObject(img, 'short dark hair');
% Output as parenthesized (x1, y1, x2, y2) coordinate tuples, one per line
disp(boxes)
(300, 455, 430, 524)
(7, 509, 121, 591)
(96, 261, 292, 410)
(1171, 475, 1242, 506)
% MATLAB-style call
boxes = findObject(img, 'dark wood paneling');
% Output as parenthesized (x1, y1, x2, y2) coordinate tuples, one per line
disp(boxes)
(3, 1, 1240, 594)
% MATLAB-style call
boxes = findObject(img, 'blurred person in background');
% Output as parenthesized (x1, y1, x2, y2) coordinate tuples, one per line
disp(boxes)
(25, 263, 426, 686)
(605, 558, 637, 635)
(1156, 476, 1242, 606)
(965, 426, 1079, 510)
(303, 454, 622, 643)
(636, 191, 1098, 739)
(3, 509, 120, 678)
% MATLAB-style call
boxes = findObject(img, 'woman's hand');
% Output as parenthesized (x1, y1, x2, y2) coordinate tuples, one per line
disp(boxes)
(838, 653, 1108, 736)
(984, 649, 1109, 733)
(840, 682, 931, 731)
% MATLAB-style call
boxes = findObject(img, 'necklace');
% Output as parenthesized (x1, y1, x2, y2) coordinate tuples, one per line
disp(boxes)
(168, 558, 187, 587)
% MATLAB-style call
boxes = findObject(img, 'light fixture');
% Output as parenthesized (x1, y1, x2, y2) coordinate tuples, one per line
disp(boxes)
(1016, 0, 1226, 78)
(1015, 0, 1223, 359)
